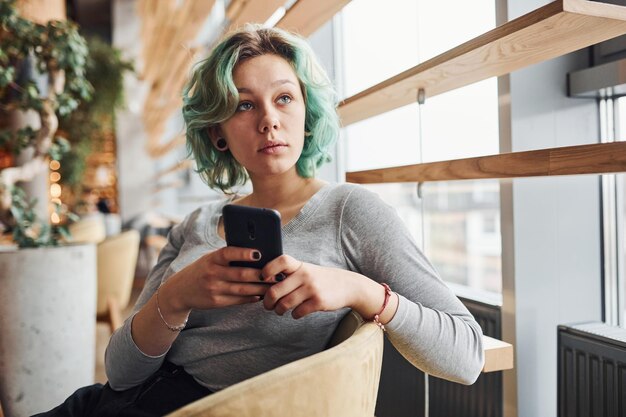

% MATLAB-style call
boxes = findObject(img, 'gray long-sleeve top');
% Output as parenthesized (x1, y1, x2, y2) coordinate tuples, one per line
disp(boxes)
(105, 183, 484, 391)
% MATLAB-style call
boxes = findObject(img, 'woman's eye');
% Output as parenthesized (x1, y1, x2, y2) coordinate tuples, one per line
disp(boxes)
(237, 102, 253, 112)
(277, 95, 292, 104)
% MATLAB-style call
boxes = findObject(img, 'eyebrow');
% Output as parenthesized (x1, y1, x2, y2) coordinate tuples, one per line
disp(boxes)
(237, 79, 297, 94)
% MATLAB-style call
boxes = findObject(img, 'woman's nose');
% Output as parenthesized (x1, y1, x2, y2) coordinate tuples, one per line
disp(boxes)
(258, 107, 280, 133)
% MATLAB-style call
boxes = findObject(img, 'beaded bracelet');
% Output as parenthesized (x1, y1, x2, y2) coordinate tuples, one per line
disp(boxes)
(156, 284, 188, 332)
(371, 282, 392, 332)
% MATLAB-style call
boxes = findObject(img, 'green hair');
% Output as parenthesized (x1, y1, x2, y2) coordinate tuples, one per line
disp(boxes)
(182, 25, 340, 192)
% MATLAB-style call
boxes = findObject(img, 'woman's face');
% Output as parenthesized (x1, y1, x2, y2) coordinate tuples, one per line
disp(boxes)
(218, 54, 306, 179)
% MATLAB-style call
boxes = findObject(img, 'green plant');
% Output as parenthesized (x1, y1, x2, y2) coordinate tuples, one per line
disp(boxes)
(0, 0, 92, 247)
(9, 186, 77, 247)
(58, 36, 133, 190)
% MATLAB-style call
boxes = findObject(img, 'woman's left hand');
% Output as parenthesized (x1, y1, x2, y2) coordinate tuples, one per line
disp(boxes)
(260, 254, 379, 319)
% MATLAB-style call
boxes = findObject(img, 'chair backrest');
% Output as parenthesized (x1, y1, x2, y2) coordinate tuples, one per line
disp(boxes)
(168, 311, 384, 417)
(69, 215, 106, 244)
(96, 229, 140, 315)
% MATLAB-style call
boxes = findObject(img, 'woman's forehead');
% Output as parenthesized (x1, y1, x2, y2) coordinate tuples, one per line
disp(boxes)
(233, 54, 299, 87)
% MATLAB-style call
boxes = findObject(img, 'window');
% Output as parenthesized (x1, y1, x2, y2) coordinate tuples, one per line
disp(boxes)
(339, 0, 501, 299)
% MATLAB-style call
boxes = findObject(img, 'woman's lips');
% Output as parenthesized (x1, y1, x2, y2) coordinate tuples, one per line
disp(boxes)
(258, 143, 288, 154)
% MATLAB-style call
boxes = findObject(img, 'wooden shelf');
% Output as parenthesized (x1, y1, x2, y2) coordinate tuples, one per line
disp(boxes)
(483, 335, 513, 373)
(346, 141, 626, 184)
(277, 0, 352, 37)
(338, 0, 626, 127)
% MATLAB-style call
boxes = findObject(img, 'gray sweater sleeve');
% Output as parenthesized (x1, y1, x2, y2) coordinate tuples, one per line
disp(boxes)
(104, 215, 189, 390)
(339, 186, 484, 385)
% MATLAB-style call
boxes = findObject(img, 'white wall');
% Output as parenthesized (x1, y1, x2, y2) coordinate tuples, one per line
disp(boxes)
(504, 1, 604, 416)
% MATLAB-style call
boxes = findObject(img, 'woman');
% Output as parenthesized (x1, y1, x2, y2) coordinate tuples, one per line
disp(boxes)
(40, 25, 483, 416)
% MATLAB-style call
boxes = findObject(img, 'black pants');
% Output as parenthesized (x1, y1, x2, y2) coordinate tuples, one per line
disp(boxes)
(33, 362, 213, 417)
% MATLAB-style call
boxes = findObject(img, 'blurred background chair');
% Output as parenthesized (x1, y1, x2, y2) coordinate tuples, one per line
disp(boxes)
(96, 229, 140, 333)
(168, 312, 384, 417)
(69, 214, 107, 244)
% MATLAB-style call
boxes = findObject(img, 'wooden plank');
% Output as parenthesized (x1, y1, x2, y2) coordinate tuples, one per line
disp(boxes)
(153, 159, 193, 179)
(16, 0, 65, 23)
(338, 0, 626, 127)
(228, 0, 285, 29)
(146, 133, 186, 159)
(142, 0, 178, 81)
(483, 335, 513, 373)
(276, 0, 352, 37)
(346, 142, 626, 184)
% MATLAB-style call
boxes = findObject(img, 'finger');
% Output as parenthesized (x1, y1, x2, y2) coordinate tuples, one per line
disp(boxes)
(214, 294, 263, 307)
(272, 288, 308, 316)
(263, 276, 303, 310)
(291, 298, 321, 319)
(221, 282, 270, 297)
(260, 254, 300, 282)
(222, 266, 269, 283)
(214, 246, 262, 265)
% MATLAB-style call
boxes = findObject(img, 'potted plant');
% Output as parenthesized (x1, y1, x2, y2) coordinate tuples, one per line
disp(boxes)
(0, 1, 97, 415)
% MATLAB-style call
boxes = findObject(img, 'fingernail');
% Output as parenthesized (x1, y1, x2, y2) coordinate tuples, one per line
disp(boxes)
(275, 272, 286, 282)
(259, 274, 265, 281)
(252, 251, 261, 260)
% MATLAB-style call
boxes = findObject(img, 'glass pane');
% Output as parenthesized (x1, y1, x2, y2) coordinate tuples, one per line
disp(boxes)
(341, 0, 419, 97)
(422, 180, 501, 295)
(363, 181, 502, 297)
(345, 104, 421, 172)
(421, 78, 499, 162)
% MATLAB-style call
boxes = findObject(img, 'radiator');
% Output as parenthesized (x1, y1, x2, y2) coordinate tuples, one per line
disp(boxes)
(428, 298, 503, 417)
(558, 323, 626, 417)
(375, 297, 503, 417)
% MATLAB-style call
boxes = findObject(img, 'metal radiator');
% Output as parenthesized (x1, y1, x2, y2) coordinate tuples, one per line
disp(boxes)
(428, 298, 503, 417)
(558, 323, 626, 417)
(375, 298, 503, 417)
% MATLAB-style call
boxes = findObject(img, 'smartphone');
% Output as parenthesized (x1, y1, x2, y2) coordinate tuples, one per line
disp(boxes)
(222, 204, 283, 269)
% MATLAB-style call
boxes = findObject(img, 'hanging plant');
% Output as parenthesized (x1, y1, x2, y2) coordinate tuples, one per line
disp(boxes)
(0, 0, 92, 246)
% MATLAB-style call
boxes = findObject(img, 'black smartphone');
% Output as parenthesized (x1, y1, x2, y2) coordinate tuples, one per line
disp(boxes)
(222, 204, 283, 269)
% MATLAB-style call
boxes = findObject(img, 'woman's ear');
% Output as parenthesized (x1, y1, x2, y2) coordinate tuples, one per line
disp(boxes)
(207, 126, 228, 151)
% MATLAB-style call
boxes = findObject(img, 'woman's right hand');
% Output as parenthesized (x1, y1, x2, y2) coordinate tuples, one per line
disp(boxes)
(163, 246, 270, 313)
(130, 246, 268, 356)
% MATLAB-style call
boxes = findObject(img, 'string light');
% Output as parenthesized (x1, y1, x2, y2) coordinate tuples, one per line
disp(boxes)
(50, 183, 61, 198)
(49, 159, 63, 224)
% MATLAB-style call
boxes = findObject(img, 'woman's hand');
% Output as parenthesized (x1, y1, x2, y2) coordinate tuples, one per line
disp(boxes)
(131, 246, 270, 356)
(164, 246, 270, 313)
(259, 255, 398, 322)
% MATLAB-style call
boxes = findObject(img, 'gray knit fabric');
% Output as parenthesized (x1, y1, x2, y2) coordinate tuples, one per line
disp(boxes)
(105, 183, 484, 391)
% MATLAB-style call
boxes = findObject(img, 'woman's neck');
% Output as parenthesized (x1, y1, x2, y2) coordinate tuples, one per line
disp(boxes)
(239, 170, 326, 211)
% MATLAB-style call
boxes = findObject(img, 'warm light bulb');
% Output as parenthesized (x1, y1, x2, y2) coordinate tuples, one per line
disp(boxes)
(50, 212, 60, 224)
(50, 183, 62, 198)
(49, 160, 60, 170)
(50, 172, 61, 182)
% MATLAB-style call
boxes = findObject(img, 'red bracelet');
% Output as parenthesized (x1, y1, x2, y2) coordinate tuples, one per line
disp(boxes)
(371, 283, 392, 331)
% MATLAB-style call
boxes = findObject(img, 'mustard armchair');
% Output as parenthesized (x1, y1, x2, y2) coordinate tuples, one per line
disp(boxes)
(168, 312, 384, 417)
(96, 229, 140, 333)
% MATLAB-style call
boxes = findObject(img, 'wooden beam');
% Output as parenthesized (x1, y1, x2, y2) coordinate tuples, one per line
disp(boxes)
(153, 159, 193, 180)
(146, 133, 186, 159)
(276, 0, 352, 38)
(227, 0, 285, 29)
(338, 0, 626, 127)
(483, 336, 513, 373)
(346, 141, 626, 184)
